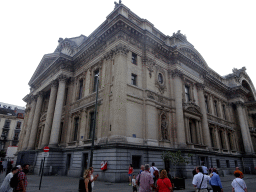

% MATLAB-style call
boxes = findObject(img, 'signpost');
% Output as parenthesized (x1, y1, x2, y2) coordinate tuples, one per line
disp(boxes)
(39, 146, 49, 190)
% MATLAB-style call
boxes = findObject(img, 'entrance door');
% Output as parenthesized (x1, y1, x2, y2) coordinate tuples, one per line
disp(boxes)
(199, 156, 208, 167)
(81, 153, 88, 177)
(66, 154, 71, 176)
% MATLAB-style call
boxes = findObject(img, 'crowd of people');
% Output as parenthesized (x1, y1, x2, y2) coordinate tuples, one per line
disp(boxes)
(129, 162, 248, 192)
(0, 164, 30, 192)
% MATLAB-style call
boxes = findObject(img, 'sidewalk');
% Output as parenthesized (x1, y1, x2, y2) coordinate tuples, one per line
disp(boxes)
(1, 173, 256, 192)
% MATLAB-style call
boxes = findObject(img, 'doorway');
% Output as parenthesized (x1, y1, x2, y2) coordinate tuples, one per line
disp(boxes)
(81, 153, 88, 177)
(66, 154, 71, 176)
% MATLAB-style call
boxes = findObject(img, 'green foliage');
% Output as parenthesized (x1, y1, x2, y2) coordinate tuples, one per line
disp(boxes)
(0, 150, 6, 158)
(161, 150, 192, 177)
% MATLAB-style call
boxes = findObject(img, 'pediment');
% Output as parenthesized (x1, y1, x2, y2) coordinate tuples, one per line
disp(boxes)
(183, 102, 202, 116)
(29, 54, 59, 85)
(178, 46, 208, 69)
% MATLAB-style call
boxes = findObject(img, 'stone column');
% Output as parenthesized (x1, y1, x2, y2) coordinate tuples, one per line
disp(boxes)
(49, 75, 67, 147)
(40, 81, 58, 148)
(196, 83, 212, 149)
(172, 70, 186, 147)
(214, 126, 221, 150)
(242, 107, 254, 152)
(22, 96, 37, 150)
(209, 94, 214, 115)
(79, 109, 87, 145)
(236, 102, 253, 153)
(184, 118, 190, 143)
(27, 92, 44, 150)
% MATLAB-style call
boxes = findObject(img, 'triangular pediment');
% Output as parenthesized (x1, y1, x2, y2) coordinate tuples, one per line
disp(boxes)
(29, 54, 59, 85)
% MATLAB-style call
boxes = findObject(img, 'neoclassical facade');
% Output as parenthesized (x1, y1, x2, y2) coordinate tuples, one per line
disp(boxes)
(17, 2, 256, 181)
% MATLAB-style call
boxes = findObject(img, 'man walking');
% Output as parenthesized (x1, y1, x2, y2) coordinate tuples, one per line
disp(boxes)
(149, 162, 159, 185)
(231, 172, 247, 192)
(137, 164, 155, 192)
(209, 168, 223, 192)
(0, 167, 18, 192)
(192, 166, 211, 192)
(201, 162, 208, 175)
(16, 164, 29, 192)
(139, 165, 145, 174)
(234, 167, 244, 178)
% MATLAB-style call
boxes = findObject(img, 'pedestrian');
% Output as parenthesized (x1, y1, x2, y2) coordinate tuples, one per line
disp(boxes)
(234, 167, 244, 179)
(128, 164, 134, 186)
(209, 168, 223, 192)
(16, 164, 29, 192)
(6, 161, 13, 176)
(132, 174, 137, 192)
(201, 162, 208, 175)
(0, 167, 19, 192)
(0, 162, 3, 174)
(88, 167, 98, 191)
(140, 165, 145, 174)
(192, 166, 211, 192)
(83, 169, 92, 192)
(192, 167, 197, 177)
(231, 172, 247, 192)
(156, 169, 173, 192)
(149, 162, 159, 185)
(137, 164, 155, 192)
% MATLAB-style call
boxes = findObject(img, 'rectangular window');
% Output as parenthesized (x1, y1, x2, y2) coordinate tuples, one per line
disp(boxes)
(210, 128, 214, 148)
(93, 70, 99, 92)
(214, 101, 218, 117)
(185, 86, 190, 102)
(73, 118, 79, 141)
(216, 159, 220, 168)
(132, 155, 141, 169)
(219, 130, 224, 149)
(131, 74, 137, 86)
(4, 120, 10, 128)
(89, 112, 95, 139)
(78, 80, 83, 100)
(132, 52, 137, 65)
(234, 160, 238, 167)
(222, 105, 226, 120)
(13, 132, 20, 140)
(205, 96, 209, 113)
(228, 132, 232, 150)
(226, 160, 230, 168)
(16, 121, 21, 129)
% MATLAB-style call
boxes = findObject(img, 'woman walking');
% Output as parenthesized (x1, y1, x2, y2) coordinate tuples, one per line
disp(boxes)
(128, 164, 134, 185)
(156, 170, 173, 192)
(83, 169, 92, 192)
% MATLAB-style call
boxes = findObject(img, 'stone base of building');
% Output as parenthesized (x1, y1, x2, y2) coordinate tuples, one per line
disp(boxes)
(16, 144, 256, 182)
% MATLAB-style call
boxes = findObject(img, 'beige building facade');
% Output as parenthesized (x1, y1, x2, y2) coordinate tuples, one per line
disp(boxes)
(17, 2, 256, 181)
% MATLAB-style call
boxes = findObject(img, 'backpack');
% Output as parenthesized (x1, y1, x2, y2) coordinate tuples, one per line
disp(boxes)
(153, 167, 159, 179)
(10, 172, 19, 188)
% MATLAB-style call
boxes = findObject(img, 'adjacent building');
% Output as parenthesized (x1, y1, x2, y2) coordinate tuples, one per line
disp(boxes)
(0, 102, 25, 151)
(17, 2, 256, 181)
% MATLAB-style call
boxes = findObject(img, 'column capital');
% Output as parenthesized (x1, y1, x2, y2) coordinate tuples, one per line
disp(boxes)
(234, 101, 244, 107)
(196, 83, 205, 91)
(51, 80, 58, 87)
(170, 69, 183, 78)
(58, 74, 68, 82)
(38, 91, 44, 97)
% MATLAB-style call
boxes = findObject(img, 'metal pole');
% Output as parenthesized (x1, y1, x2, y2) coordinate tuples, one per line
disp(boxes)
(89, 74, 99, 167)
(39, 157, 45, 190)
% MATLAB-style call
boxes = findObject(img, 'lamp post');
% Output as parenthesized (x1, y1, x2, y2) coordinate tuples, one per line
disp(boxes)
(89, 74, 99, 167)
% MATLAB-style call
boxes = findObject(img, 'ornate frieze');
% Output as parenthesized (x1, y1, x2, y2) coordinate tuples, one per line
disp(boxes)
(146, 58, 155, 78)
(179, 48, 205, 68)
(196, 83, 205, 91)
(170, 69, 183, 78)
(183, 102, 202, 116)
(104, 43, 129, 60)
(145, 90, 169, 105)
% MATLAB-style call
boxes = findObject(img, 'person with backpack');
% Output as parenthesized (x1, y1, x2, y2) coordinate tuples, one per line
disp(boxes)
(149, 162, 159, 185)
(10, 165, 22, 191)
(0, 167, 18, 192)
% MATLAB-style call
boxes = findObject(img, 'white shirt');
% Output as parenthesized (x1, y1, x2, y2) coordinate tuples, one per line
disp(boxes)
(231, 178, 247, 192)
(202, 166, 208, 174)
(0, 172, 13, 192)
(192, 172, 210, 189)
(132, 178, 136, 186)
(149, 166, 159, 178)
(90, 174, 94, 188)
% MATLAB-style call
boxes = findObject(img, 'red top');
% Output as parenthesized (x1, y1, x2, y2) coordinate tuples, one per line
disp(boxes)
(157, 178, 172, 192)
(128, 167, 133, 174)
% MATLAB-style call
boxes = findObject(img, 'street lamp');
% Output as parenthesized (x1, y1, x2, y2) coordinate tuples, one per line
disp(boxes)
(89, 74, 99, 167)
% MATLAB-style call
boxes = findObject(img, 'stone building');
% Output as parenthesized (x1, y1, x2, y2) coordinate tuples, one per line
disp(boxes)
(17, 2, 256, 181)
(0, 102, 25, 151)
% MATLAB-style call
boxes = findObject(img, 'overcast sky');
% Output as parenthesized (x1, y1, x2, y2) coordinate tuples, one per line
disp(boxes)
(1, 0, 256, 107)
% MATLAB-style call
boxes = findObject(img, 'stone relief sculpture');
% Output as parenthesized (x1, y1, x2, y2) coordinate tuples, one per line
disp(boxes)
(161, 114, 168, 140)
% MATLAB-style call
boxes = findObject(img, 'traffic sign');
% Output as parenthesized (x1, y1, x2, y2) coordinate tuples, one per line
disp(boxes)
(43, 146, 49, 153)
(42, 152, 49, 157)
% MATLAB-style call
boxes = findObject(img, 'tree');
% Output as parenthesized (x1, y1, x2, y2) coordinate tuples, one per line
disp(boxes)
(0, 150, 6, 158)
(161, 150, 192, 178)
